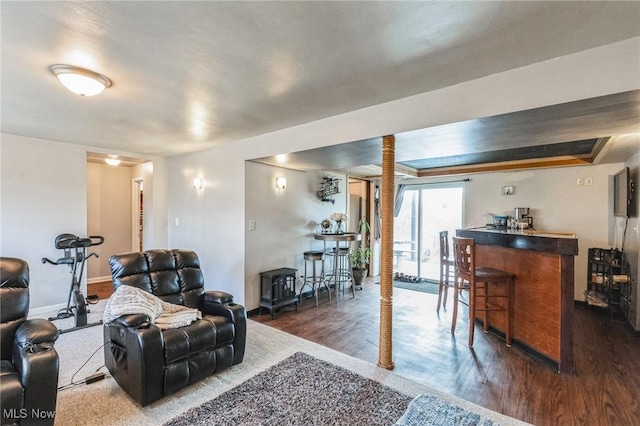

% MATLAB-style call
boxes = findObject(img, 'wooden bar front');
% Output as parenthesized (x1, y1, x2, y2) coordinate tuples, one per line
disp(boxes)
(457, 228, 578, 373)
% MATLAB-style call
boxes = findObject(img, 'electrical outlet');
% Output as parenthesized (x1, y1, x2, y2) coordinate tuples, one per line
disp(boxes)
(248, 220, 256, 231)
(585, 177, 593, 186)
(576, 178, 583, 186)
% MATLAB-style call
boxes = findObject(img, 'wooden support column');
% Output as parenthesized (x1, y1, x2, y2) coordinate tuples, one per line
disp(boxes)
(378, 135, 395, 370)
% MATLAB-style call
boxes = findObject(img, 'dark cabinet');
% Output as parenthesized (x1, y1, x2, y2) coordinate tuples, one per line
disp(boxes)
(585, 248, 630, 321)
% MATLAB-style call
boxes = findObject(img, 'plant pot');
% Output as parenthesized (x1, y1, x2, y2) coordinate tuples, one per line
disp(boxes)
(352, 267, 367, 290)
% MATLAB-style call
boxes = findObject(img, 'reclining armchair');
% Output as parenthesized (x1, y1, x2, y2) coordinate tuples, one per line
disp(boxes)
(104, 249, 247, 406)
(1, 257, 60, 426)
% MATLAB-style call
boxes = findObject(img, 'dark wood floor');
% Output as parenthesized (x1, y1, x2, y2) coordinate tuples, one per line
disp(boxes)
(87, 281, 113, 299)
(251, 278, 640, 426)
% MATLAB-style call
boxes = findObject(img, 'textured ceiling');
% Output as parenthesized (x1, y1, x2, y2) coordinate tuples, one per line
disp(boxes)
(1, 1, 639, 167)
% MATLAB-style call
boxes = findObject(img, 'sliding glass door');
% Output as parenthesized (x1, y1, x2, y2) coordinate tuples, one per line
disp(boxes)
(393, 184, 464, 281)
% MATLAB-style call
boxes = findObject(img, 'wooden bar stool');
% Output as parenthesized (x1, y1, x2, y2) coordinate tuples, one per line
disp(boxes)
(436, 230, 455, 313)
(451, 236, 515, 347)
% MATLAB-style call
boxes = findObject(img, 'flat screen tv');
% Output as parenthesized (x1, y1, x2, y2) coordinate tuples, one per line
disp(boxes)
(613, 167, 630, 217)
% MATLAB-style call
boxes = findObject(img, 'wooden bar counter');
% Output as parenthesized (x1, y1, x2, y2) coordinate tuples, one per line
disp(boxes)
(456, 228, 578, 373)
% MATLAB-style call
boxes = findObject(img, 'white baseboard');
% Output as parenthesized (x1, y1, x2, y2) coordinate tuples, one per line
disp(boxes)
(87, 276, 111, 284)
(28, 303, 67, 319)
(30, 278, 109, 319)
(29, 292, 109, 320)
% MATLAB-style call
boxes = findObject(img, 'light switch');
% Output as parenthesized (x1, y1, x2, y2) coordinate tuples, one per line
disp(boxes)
(248, 220, 256, 231)
(175, 217, 180, 226)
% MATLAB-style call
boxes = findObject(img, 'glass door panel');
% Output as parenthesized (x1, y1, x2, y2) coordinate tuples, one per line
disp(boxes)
(392, 184, 464, 281)
(393, 190, 418, 277)
(419, 187, 463, 281)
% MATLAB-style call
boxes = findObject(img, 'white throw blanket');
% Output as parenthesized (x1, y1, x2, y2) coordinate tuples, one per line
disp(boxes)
(103, 285, 202, 329)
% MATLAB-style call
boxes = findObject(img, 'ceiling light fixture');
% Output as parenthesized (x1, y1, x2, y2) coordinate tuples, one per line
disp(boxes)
(104, 156, 121, 166)
(49, 64, 112, 96)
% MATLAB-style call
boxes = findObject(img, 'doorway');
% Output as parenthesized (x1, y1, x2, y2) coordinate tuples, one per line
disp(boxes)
(85, 154, 148, 299)
(348, 177, 374, 274)
(132, 178, 144, 252)
(393, 184, 464, 281)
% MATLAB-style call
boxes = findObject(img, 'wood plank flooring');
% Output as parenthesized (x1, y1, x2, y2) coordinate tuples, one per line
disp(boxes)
(87, 281, 114, 300)
(251, 278, 640, 426)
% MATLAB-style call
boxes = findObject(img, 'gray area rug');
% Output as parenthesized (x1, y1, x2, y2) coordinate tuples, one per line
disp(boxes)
(164, 352, 413, 426)
(395, 394, 496, 426)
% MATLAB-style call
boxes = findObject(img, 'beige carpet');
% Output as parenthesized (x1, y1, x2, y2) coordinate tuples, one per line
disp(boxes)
(54, 320, 528, 426)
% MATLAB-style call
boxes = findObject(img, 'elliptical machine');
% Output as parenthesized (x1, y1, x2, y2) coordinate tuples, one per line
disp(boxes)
(42, 233, 104, 330)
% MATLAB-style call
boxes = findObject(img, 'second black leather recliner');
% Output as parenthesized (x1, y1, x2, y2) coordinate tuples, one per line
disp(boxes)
(1, 257, 60, 426)
(103, 249, 247, 406)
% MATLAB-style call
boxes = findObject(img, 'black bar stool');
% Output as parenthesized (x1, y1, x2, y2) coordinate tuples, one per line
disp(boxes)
(300, 251, 331, 306)
(325, 247, 355, 298)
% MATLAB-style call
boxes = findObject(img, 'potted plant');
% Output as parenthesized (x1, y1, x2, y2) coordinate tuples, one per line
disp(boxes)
(349, 218, 371, 289)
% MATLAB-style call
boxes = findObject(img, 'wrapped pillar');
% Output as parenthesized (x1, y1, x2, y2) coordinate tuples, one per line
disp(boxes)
(378, 135, 395, 370)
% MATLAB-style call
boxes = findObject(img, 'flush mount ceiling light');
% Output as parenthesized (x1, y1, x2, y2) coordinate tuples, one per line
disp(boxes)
(104, 155, 121, 166)
(49, 64, 112, 96)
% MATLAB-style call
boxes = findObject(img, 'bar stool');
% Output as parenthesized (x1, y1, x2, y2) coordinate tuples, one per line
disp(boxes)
(325, 247, 355, 298)
(300, 251, 331, 306)
(451, 236, 515, 347)
(436, 230, 455, 313)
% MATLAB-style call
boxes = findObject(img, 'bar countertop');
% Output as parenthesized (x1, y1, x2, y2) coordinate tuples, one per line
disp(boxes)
(457, 227, 578, 256)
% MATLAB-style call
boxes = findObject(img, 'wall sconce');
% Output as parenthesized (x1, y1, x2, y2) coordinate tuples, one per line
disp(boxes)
(502, 186, 515, 196)
(317, 176, 341, 204)
(193, 177, 203, 190)
(275, 177, 287, 189)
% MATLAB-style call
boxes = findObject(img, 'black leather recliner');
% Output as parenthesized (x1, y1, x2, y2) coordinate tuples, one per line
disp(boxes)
(0, 257, 60, 426)
(104, 249, 247, 406)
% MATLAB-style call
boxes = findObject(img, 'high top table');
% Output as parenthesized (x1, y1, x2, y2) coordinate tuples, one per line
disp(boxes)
(314, 232, 362, 295)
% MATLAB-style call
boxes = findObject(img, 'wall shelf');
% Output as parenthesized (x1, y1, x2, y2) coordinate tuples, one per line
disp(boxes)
(317, 176, 341, 204)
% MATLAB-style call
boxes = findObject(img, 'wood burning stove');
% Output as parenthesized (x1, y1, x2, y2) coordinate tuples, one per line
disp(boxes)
(259, 267, 298, 319)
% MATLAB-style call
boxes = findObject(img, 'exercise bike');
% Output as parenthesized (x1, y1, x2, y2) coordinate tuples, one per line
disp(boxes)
(42, 233, 104, 331)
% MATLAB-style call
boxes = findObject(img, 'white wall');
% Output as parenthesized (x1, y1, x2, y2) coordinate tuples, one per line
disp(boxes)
(140, 159, 169, 250)
(1, 134, 87, 309)
(244, 162, 347, 310)
(86, 162, 132, 280)
(167, 143, 247, 302)
(0, 133, 169, 311)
